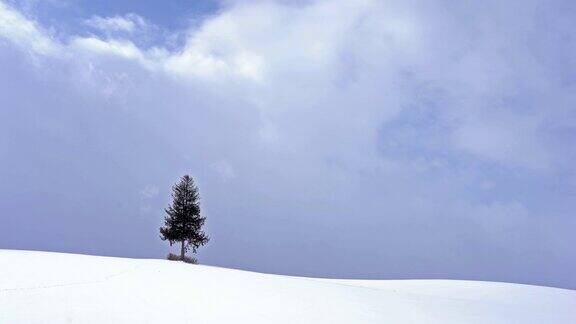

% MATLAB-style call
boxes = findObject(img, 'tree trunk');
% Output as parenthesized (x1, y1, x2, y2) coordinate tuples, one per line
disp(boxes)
(180, 241, 185, 260)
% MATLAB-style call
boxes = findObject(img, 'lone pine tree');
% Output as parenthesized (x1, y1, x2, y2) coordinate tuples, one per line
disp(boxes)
(160, 175, 209, 261)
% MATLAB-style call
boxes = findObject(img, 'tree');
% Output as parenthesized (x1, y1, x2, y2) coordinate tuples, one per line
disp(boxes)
(160, 175, 209, 261)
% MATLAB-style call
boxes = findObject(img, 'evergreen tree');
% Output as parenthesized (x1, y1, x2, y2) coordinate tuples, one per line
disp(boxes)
(160, 175, 209, 261)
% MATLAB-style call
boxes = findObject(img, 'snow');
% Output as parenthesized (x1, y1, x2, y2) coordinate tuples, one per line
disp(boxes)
(1, 250, 575, 323)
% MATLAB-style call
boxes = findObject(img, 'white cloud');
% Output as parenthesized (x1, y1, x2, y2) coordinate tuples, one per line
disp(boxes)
(0, 1, 59, 55)
(212, 160, 237, 182)
(453, 113, 549, 170)
(466, 201, 530, 241)
(70, 37, 154, 67)
(85, 13, 146, 33)
(141, 185, 159, 198)
(1, 0, 570, 171)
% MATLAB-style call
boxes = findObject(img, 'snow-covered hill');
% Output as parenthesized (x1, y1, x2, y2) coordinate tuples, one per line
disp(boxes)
(1, 250, 574, 323)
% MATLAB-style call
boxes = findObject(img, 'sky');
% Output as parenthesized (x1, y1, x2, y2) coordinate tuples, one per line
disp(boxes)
(0, 0, 575, 289)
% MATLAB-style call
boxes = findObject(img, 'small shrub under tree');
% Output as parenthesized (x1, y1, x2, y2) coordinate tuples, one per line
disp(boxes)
(166, 253, 197, 264)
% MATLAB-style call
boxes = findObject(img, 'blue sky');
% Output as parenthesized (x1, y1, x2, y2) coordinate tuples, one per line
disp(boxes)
(0, 0, 575, 289)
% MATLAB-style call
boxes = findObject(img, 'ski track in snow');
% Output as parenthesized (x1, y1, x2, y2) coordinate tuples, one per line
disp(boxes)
(0, 264, 142, 293)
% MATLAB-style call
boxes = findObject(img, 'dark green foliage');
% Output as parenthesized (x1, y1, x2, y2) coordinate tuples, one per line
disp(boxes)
(160, 175, 209, 260)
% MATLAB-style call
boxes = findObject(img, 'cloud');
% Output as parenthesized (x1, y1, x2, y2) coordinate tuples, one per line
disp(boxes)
(0, 1, 59, 55)
(141, 185, 159, 199)
(70, 37, 155, 68)
(212, 160, 237, 182)
(453, 114, 549, 170)
(85, 13, 147, 33)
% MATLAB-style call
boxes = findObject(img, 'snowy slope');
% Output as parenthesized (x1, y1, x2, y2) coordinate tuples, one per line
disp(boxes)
(1, 250, 574, 323)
